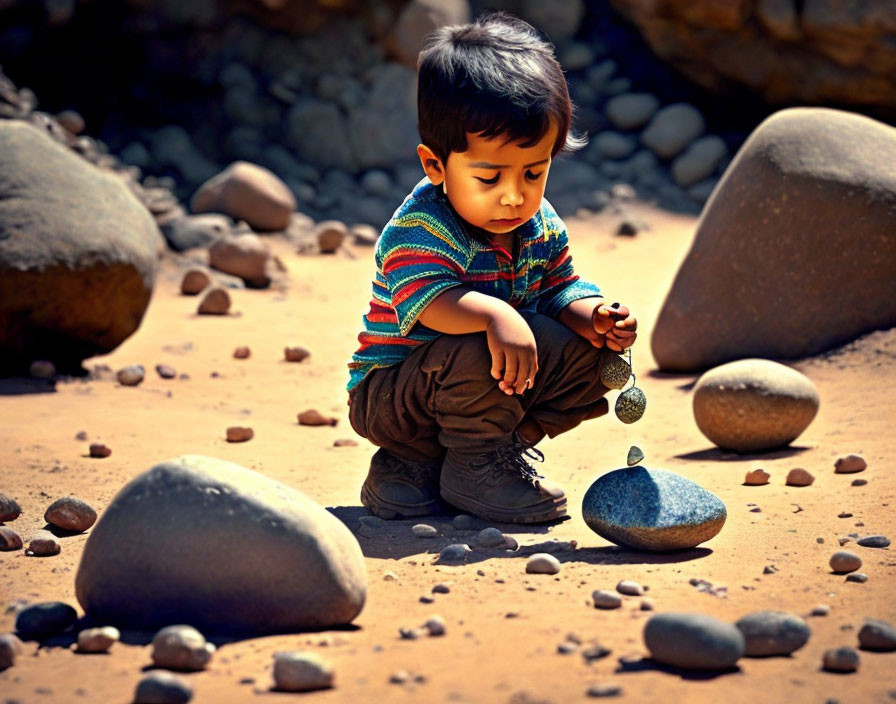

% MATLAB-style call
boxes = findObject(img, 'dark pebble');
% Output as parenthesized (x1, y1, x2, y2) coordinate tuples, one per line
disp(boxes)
(134, 671, 193, 704)
(15, 602, 77, 641)
(856, 535, 890, 548)
(858, 620, 896, 651)
(735, 611, 810, 656)
(845, 573, 868, 583)
(0, 493, 22, 522)
(822, 646, 859, 673)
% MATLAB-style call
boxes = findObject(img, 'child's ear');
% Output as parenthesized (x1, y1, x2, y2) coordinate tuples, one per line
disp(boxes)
(417, 144, 445, 186)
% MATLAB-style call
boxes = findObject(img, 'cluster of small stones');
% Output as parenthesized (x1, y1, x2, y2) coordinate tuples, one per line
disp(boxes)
(0, 493, 97, 556)
(743, 453, 869, 487)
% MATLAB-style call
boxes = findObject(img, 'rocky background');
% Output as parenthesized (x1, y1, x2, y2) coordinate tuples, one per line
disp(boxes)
(6, 0, 889, 232)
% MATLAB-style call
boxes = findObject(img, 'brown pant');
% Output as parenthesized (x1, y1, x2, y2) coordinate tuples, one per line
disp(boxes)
(348, 313, 613, 464)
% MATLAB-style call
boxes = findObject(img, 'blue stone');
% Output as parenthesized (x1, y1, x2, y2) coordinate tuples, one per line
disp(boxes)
(582, 466, 727, 551)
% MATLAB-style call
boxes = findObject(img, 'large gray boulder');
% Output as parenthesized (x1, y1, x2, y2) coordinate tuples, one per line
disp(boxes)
(652, 108, 896, 372)
(0, 120, 161, 373)
(75, 455, 367, 636)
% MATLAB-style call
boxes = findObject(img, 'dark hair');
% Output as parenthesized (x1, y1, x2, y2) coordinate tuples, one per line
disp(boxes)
(417, 12, 584, 163)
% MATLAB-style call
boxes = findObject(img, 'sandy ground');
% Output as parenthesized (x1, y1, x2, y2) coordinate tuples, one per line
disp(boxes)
(1, 202, 895, 704)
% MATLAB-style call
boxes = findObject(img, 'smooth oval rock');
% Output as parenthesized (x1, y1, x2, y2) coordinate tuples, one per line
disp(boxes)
(823, 646, 859, 672)
(744, 469, 770, 486)
(116, 365, 145, 387)
(735, 611, 810, 656)
(0, 633, 24, 669)
(412, 523, 438, 538)
(284, 346, 310, 362)
(180, 268, 212, 295)
(829, 550, 862, 574)
(786, 468, 815, 487)
(0, 493, 22, 522)
(273, 651, 334, 692)
(89, 443, 112, 458)
(74, 455, 367, 635)
(134, 671, 194, 704)
(225, 426, 254, 443)
(15, 602, 77, 641)
(44, 496, 97, 532)
(835, 454, 867, 474)
(208, 233, 271, 288)
(0, 526, 23, 550)
(582, 466, 726, 551)
(439, 544, 471, 561)
(857, 535, 890, 548)
(599, 353, 631, 390)
(615, 387, 646, 424)
(475, 527, 506, 548)
(27, 530, 61, 556)
(644, 613, 744, 670)
(76, 625, 120, 653)
(526, 553, 561, 575)
(692, 359, 819, 452)
(197, 287, 231, 315)
(858, 619, 896, 651)
(191, 161, 295, 232)
(592, 590, 622, 609)
(151, 625, 214, 671)
(616, 580, 644, 596)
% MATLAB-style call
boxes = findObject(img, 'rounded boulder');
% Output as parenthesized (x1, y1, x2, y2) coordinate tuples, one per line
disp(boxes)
(644, 612, 744, 670)
(74, 455, 366, 636)
(582, 466, 726, 552)
(735, 610, 810, 656)
(693, 359, 819, 452)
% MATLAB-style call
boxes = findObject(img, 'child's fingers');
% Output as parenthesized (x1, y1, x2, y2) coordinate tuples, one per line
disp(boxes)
(503, 356, 519, 395)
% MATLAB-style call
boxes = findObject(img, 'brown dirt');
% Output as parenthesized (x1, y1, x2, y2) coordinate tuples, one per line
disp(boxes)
(2, 202, 894, 703)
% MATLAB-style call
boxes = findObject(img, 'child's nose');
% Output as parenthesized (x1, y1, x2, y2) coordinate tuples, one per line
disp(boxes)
(500, 187, 524, 207)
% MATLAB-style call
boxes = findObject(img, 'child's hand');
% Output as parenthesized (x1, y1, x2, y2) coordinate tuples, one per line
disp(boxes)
(486, 311, 538, 395)
(592, 302, 637, 352)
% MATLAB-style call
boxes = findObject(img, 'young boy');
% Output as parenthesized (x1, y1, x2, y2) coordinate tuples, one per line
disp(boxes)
(347, 13, 637, 524)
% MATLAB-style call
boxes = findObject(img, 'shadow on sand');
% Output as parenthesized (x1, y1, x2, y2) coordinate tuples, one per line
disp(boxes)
(675, 445, 813, 462)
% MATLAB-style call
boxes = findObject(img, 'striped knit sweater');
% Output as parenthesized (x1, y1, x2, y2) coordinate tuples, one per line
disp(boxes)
(347, 179, 602, 390)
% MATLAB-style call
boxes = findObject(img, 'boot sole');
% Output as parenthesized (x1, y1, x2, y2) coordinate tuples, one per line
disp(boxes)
(360, 483, 441, 520)
(439, 484, 567, 524)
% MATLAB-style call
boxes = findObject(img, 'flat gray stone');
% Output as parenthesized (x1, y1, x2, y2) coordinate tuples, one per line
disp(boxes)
(134, 671, 193, 704)
(735, 611, 810, 656)
(644, 613, 744, 670)
(75, 455, 366, 635)
(856, 535, 890, 548)
(582, 466, 726, 551)
(273, 651, 334, 692)
(858, 620, 896, 651)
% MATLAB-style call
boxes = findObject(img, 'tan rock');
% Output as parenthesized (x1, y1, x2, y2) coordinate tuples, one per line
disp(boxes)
(208, 233, 271, 288)
(298, 409, 338, 426)
(180, 267, 211, 295)
(233, 345, 251, 359)
(744, 469, 770, 486)
(0, 526, 23, 551)
(284, 346, 311, 362)
(786, 468, 815, 487)
(191, 161, 295, 232)
(313, 220, 348, 254)
(28, 529, 61, 556)
(226, 426, 254, 443)
(834, 454, 867, 474)
(197, 287, 231, 315)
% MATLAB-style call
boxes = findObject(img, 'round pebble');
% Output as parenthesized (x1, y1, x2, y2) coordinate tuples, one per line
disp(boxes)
(284, 346, 311, 362)
(0, 493, 22, 522)
(0, 633, 24, 669)
(76, 626, 120, 653)
(640, 598, 655, 611)
(412, 524, 437, 538)
(744, 469, 770, 486)
(134, 671, 194, 704)
(233, 345, 251, 359)
(197, 286, 231, 315)
(432, 583, 451, 594)
(155, 363, 177, 379)
(856, 535, 890, 548)
(0, 526, 23, 551)
(626, 445, 644, 466)
(851, 478, 867, 487)
(735, 611, 810, 656)
(116, 364, 145, 386)
(786, 468, 815, 487)
(644, 612, 745, 670)
(333, 438, 358, 447)
(225, 426, 254, 443)
(180, 267, 211, 295)
(475, 527, 506, 548)
(439, 544, 471, 561)
(27, 530, 61, 556)
(599, 354, 631, 389)
(29, 360, 56, 379)
(45, 496, 97, 532)
(526, 553, 561, 575)
(810, 605, 830, 617)
(389, 670, 410, 684)
(615, 386, 646, 423)
(273, 651, 334, 692)
(297, 409, 338, 426)
(15, 602, 77, 640)
(857, 619, 896, 651)
(452, 514, 474, 530)
(382, 571, 398, 581)
(845, 573, 868, 583)
(834, 454, 866, 474)
(822, 646, 859, 672)
(829, 550, 862, 574)
(151, 625, 215, 671)
(89, 443, 112, 458)
(592, 590, 623, 609)
(423, 616, 446, 636)
(586, 683, 623, 698)
(616, 580, 644, 596)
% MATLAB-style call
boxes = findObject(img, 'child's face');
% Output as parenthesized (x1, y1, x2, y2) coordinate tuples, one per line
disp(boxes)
(418, 125, 557, 235)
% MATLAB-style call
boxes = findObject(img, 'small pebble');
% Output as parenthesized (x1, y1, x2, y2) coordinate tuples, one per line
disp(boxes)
(586, 683, 623, 698)
(225, 426, 254, 443)
(389, 670, 410, 684)
(452, 514, 474, 530)
(358, 515, 385, 530)
(89, 443, 112, 458)
(439, 544, 471, 561)
(763, 565, 778, 575)
(822, 646, 859, 672)
(616, 579, 643, 596)
(581, 643, 612, 662)
(151, 625, 215, 671)
(412, 523, 438, 538)
(810, 605, 830, 617)
(640, 599, 655, 611)
(838, 511, 853, 518)
(857, 619, 896, 651)
(0, 526, 23, 550)
(503, 535, 519, 551)
(786, 468, 814, 487)
(626, 445, 644, 466)
(432, 583, 451, 594)
(180, 267, 211, 295)
(526, 553, 561, 575)
(233, 346, 251, 359)
(735, 611, 811, 656)
(817, 537, 825, 544)
(423, 615, 446, 636)
(834, 454, 866, 474)
(29, 360, 56, 379)
(284, 346, 311, 362)
(557, 640, 579, 654)
(399, 627, 426, 640)
(75, 430, 88, 440)
(333, 438, 358, 447)
(845, 573, 868, 583)
(134, 671, 193, 704)
(197, 286, 231, 314)
(116, 364, 145, 386)
(829, 550, 862, 574)
(273, 651, 334, 692)
(0, 633, 24, 669)
(27, 530, 61, 556)
(382, 571, 399, 582)
(475, 527, 506, 548)
(744, 469, 770, 486)
(592, 590, 623, 609)
(419, 595, 434, 604)
(15, 602, 77, 640)
(155, 363, 177, 379)
(297, 409, 338, 426)
(0, 493, 22, 522)
(76, 626, 120, 653)
(45, 496, 97, 532)
(856, 535, 890, 548)
(851, 478, 868, 486)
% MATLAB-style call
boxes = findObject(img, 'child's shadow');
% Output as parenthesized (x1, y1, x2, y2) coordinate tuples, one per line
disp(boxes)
(328, 505, 711, 565)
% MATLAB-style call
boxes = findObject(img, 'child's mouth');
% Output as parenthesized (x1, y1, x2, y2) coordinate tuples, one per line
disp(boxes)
(492, 217, 522, 225)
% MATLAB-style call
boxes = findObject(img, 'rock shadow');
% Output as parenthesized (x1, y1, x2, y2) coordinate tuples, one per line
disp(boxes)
(643, 369, 699, 392)
(675, 446, 812, 462)
(0, 377, 57, 395)
(616, 656, 742, 680)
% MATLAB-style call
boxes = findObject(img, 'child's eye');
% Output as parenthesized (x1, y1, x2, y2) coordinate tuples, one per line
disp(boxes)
(525, 170, 543, 181)
(475, 173, 500, 185)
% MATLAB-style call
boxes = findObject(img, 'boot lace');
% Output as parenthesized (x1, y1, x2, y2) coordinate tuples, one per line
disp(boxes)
(469, 434, 545, 484)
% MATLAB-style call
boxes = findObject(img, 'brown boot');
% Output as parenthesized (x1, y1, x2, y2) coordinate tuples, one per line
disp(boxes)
(360, 448, 442, 519)
(439, 436, 566, 524)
